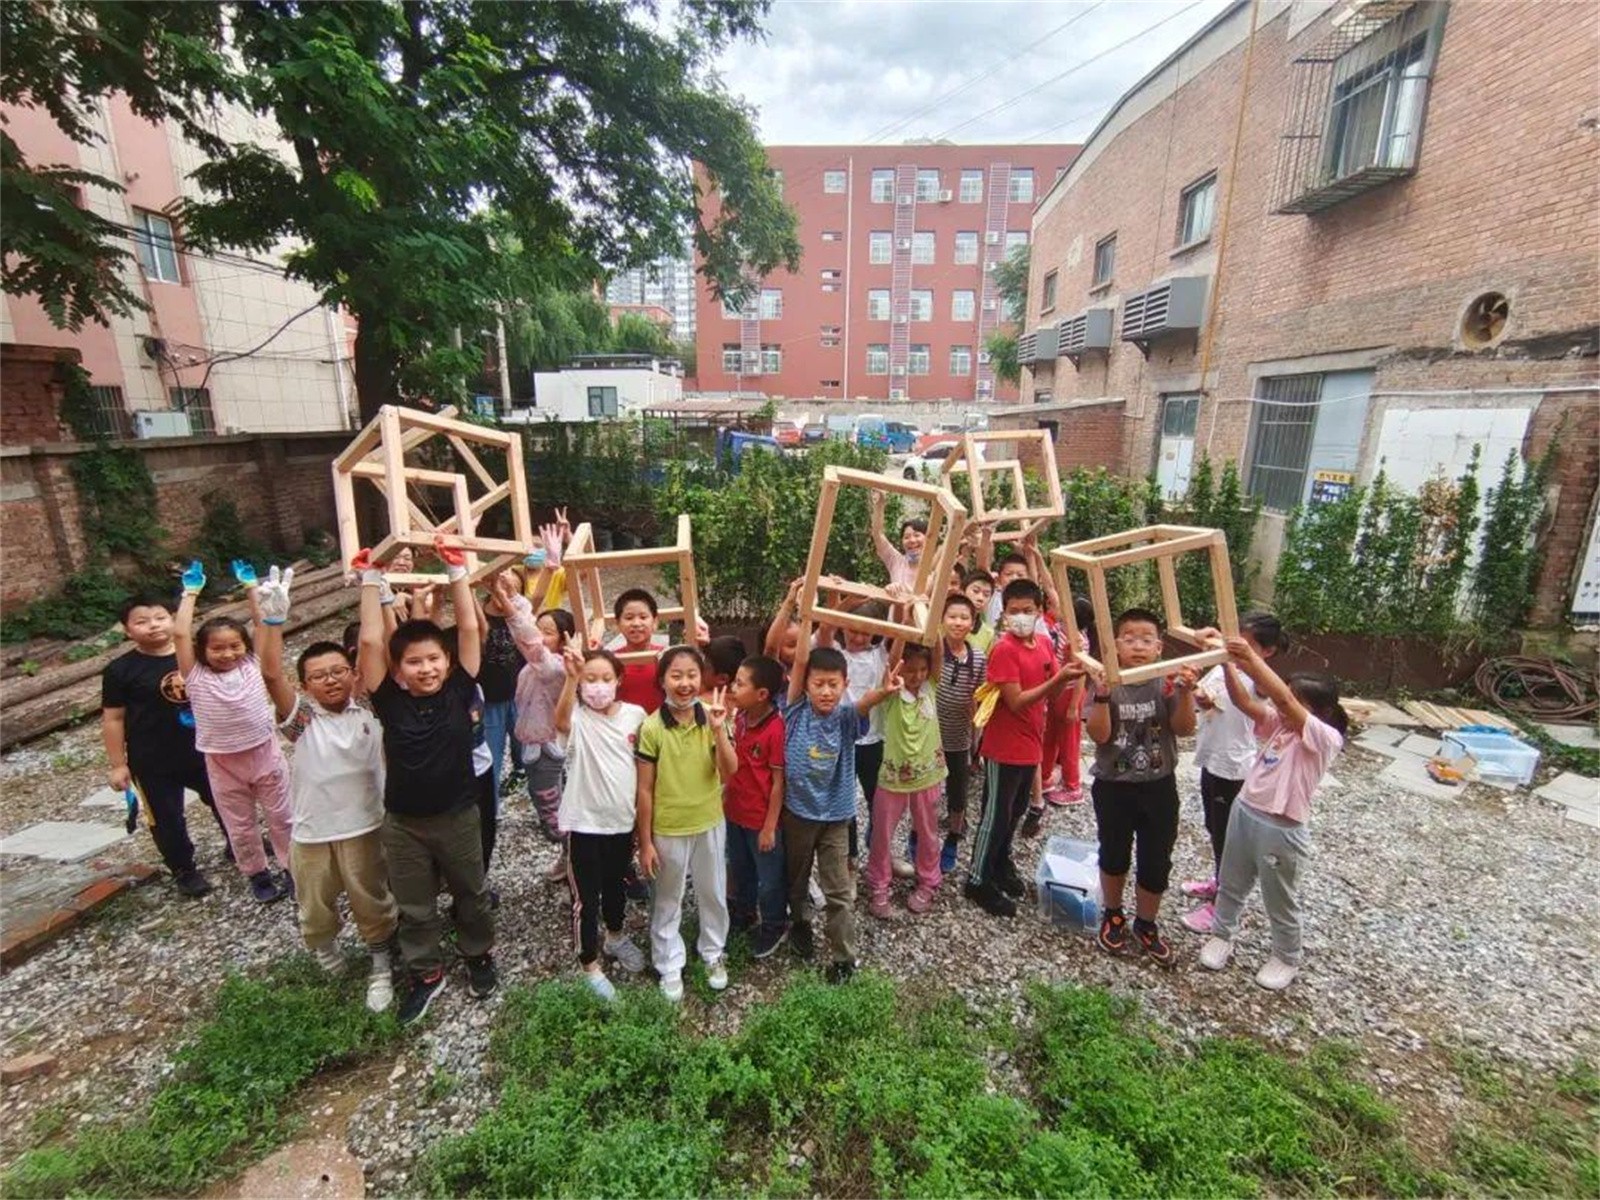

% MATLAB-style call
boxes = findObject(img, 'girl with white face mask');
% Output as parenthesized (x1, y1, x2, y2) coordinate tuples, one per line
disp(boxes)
(552, 644, 650, 1001)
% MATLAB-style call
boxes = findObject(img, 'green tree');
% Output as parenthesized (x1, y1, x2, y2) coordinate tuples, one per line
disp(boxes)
(610, 312, 676, 358)
(985, 244, 1031, 386)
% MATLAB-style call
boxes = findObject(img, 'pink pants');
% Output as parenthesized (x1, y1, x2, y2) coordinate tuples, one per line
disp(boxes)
(1042, 686, 1083, 792)
(867, 785, 942, 898)
(205, 741, 294, 877)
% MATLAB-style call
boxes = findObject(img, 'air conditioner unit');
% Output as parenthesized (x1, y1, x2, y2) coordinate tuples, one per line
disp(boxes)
(985, 231, 1001, 244)
(982, 298, 998, 310)
(897, 195, 914, 206)
(893, 314, 909, 324)
(889, 388, 907, 401)
(977, 351, 992, 365)
(133, 410, 193, 438)
(938, 189, 953, 202)
(985, 261, 997, 272)
(891, 365, 907, 376)
(896, 237, 912, 250)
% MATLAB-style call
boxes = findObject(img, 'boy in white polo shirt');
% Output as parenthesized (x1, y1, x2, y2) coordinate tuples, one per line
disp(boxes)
(256, 569, 399, 1012)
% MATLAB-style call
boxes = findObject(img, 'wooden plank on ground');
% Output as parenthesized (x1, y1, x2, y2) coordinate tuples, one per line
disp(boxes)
(1400, 700, 1518, 732)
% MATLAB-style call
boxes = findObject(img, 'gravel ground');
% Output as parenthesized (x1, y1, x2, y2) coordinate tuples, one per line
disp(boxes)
(2, 666, 1596, 1193)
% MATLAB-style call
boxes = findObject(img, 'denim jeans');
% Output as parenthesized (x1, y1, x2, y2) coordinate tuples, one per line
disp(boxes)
(726, 819, 788, 933)
(480, 699, 518, 812)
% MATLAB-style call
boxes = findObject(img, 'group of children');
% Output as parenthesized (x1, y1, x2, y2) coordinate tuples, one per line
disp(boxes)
(100, 509, 1348, 1024)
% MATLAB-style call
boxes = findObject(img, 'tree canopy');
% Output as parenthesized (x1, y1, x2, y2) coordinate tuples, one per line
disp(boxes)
(985, 243, 1030, 387)
(3, 1, 798, 416)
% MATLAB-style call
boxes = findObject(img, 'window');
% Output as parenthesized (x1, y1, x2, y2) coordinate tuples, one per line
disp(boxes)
(87, 385, 132, 439)
(823, 169, 847, 194)
(949, 345, 972, 376)
(587, 386, 620, 418)
(870, 169, 895, 202)
(820, 269, 841, 281)
(759, 288, 782, 319)
(821, 282, 840, 293)
(133, 210, 181, 283)
(1005, 230, 1028, 254)
(821, 338, 840, 348)
(821, 229, 842, 242)
(953, 231, 979, 264)
(721, 294, 751, 319)
(867, 289, 891, 320)
(959, 169, 984, 203)
(1008, 169, 1034, 203)
(1177, 173, 1217, 246)
(168, 387, 214, 434)
(721, 345, 741, 372)
(1041, 270, 1058, 312)
(1327, 28, 1431, 180)
(867, 344, 889, 375)
(908, 344, 931, 375)
(869, 232, 892, 264)
(820, 379, 841, 388)
(915, 168, 941, 201)
(1246, 374, 1320, 511)
(1033, 389, 1054, 404)
(762, 345, 782, 373)
(1093, 234, 1116, 287)
(951, 289, 976, 321)
(909, 289, 933, 321)
(911, 231, 935, 265)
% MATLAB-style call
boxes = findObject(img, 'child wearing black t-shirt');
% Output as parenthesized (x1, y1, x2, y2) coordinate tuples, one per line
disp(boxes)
(355, 538, 496, 1025)
(101, 591, 232, 897)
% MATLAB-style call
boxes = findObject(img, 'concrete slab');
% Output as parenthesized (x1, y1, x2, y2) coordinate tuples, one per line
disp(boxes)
(1398, 734, 1444, 758)
(1353, 734, 1424, 760)
(222, 1134, 365, 1200)
(1535, 772, 1600, 810)
(1538, 722, 1600, 751)
(79, 788, 125, 810)
(1563, 807, 1600, 830)
(0, 822, 127, 863)
(1354, 725, 1406, 747)
(1379, 757, 1465, 802)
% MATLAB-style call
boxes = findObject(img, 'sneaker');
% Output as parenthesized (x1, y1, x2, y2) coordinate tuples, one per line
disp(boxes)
(825, 960, 856, 985)
(1058, 785, 1085, 806)
(248, 869, 287, 904)
(1181, 902, 1216, 934)
(963, 880, 1017, 918)
(750, 924, 787, 960)
(706, 960, 729, 991)
(1255, 956, 1299, 991)
(398, 970, 447, 1024)
(907, 887, 934, 914)
(623, 870, 650, 903)
(603, 935, 647, 974)
(892, 858, 916, 880)
(997, 862, 1027, 901)
(366, 952, 394, 1013)
(465, 953, 499, 999)
(1019, 807, 1044, 838)
(1180, 877, 1218, 900)
(939, 837, 958, 875)
(279, 871, 295, 900)
(1098, 909, 1129, 955)
(488, 887, 501, 910)
(544, 854, 569, 883)
(868, 894, 894, 920)
(311, 941, 343, 972)
(1043, 784, 1070, 807)
(1134, 920, 1176, 968)
(789, 921, 816, 960)
(1199, 936, 1234, 971)
(659, 971, 684, 1002)
(584, 970, 618, 1002)
(173, 868, 213, 898)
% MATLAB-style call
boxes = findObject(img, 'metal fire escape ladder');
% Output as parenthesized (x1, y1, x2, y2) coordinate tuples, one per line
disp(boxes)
(739, 302, 761, 386)
(975, 160, 1011, 401)
(888, 163, 918, 395)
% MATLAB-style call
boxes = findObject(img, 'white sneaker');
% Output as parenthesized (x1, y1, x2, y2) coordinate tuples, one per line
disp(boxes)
(1254, 956, 1299, 991)
(366, 953, 394, 1012)
(892, 858, 916, 880)
(1198, 936, 1234, 971)
(544, 853, 569, 883)
(706, 960, 729, 992)
(604, 935, 647, 974)
(584, 969, 618, 1002)
(312, 942, 343, 973)
(659, 972, 684, 1003)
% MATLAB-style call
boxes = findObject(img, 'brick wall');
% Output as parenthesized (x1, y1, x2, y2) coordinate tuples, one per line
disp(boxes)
(1, 345, 76, 445)
(991, 399, 1128, 475)
(1525, 392, 1600, 626)
(0, 432, 347, 612)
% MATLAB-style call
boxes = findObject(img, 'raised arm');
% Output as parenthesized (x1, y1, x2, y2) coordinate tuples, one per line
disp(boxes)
(856, 661, 904, 715)
(1000, 657, 1083, 714)
(1169, 665, 1198, 737)
(552, 637, 583, 736)
(354, 552, 391, 694)
(975, 524, 995, 573)
(253, 565, 297, 721)
(868, 490, 897, 565)
(1220, 661, 1270, 725)
(1227, 637, 1309, 732)
(1024, 537, 1060, 614)
(765, 577, 803, 659)
(706, 688, 738, 782)
(437, 537, 480, 677)
(173, 560, 205, 677)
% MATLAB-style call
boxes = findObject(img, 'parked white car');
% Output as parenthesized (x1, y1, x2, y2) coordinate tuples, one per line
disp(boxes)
(900, 439, 983, 481)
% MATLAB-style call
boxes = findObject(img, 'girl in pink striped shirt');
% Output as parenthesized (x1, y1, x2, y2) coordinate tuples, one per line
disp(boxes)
(175, 562, 294, 904)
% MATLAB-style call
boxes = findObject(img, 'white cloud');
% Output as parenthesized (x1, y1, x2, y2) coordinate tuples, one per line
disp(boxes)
(717, 0, 1233, 145)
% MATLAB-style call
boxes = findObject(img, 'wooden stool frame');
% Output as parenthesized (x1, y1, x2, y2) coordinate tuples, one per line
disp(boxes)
(1049, 524, 1240, 687)
(332, 404, 533, 585)
(791, 466, 968, 681)
(565, 515, 699, 664)
(941, 429, 1065, 543)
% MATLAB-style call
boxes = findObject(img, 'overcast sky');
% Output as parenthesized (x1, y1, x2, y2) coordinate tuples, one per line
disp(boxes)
(715, 0, 1233, 146)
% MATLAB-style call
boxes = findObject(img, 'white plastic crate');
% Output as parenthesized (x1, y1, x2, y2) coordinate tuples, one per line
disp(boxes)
(1439, 729, 1540, 787)
(1036, 835, 1100, 935)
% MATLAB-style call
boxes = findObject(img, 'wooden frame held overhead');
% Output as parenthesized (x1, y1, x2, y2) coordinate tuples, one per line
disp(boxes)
(791, 466, 968, 681)
(331, 404, 534, 585)
(565, 515, 699, 663)
(1049, 524, 1240, 687)
(940, 429, 1065, 543)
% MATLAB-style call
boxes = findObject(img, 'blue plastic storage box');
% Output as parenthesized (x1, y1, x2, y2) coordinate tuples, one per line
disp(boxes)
(1036, 835, 1101, 935)
(1439, 729, 1540, 786)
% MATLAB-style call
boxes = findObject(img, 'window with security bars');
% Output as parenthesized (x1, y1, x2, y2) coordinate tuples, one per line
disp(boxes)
(959, 170, 983, 203)
(954, 231, 978, 264)
(869, 232, 892, 264)
(866, 344, 889, 375)
(870, 169, 894, 202)
(823, 170, 847, 194)
(1008, 169, 1034, 203)
(88, 385, 133, 439)
(949, 345, 972, 376)
(169, 387, 216, 434)
(911, 231, 935, 264)
(867, 290, 890, 320)
(908, 345, 931, 375)
(951, 290, 975, 321)
(915, 169, 941, 201)
(1246, 374, 1321, 511)
(721, 345, 741, 372)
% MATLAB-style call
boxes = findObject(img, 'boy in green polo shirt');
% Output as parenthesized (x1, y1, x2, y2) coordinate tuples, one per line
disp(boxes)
(635, 646, 737, 1002)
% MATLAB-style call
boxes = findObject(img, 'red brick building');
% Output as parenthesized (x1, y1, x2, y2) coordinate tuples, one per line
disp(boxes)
(694, 142, 1079, 405)
(1005, 0, 1599, 624)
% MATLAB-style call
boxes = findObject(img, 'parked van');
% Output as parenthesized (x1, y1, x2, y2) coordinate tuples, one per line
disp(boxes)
(853, 413, 889, 450)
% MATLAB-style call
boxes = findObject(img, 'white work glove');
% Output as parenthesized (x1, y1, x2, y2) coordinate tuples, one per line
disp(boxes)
(256, 565, 294, 626)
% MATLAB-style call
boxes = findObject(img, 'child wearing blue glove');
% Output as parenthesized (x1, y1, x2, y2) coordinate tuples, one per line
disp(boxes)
(174, 560, 296, 904)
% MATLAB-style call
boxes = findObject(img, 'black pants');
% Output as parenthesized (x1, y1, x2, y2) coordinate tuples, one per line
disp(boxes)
(849, 740, 884, 859)
(1200, 769, 1245, 870)
(1092, 775, 1181, 895)
(476, 770, 497, 870)
(568, 831, 633, 965)
(131, 754, 229, 875)
(969, 760, 1034, 887)
(945, 747, 972, 821)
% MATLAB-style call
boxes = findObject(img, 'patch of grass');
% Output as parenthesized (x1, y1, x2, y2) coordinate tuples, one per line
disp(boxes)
(1443, 1052, 1599, 1198)
(2, 961, 397, 1198)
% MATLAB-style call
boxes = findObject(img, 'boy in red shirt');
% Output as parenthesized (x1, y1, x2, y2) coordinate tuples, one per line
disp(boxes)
(724, 655, 788, 958)
(967, 578, 1084, 917)
(608, 588, 668, 712)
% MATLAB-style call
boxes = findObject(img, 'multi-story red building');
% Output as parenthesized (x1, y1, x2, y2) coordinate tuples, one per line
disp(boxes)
(694, 143, 1079, 404)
